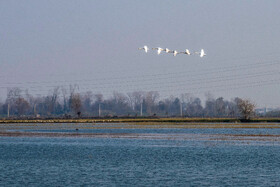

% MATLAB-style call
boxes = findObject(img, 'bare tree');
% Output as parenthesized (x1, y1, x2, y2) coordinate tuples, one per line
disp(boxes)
(71, 93, 82, 117)
(111, 91, 130, 115)
(237, 98, 255, 120)
(162, 97, 173, 116)
(0, 101, 3, 116)
(69, 84, 79, 97)
(66, 84, 80, 116)
(6, 88, 21, 104)
(144, 91, 159, 115)
(127, 92, 135, 110)
(185, 97, 203, 117)
(181, 93, 194, 104)
(204, 98, 215, 117)
(45, 87, 60, 115)
(15, 97, 29, 116)
(61, 86, 69, 113)
(215, 97, 226, 117)
(127, 91, 145, 111)
(6, 88, 22, 116)
(0, 86, 261, 119)
(82, 91, 93, 115)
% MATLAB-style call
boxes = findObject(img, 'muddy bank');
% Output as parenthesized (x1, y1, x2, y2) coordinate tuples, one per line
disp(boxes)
(1, 130, 280, 143)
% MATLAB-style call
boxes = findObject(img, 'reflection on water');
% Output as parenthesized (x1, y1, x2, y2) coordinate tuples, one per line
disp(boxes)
(0, 126, 280, 186)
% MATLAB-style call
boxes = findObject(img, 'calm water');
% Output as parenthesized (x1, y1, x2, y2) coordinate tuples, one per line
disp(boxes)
(0, 128, 280, 186)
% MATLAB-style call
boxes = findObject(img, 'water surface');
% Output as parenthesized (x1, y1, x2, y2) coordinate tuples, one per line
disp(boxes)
(0, 124, 280, 186)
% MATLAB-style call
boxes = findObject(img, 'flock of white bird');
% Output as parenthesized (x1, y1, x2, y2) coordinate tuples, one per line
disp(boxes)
(138, 45, 206, 58)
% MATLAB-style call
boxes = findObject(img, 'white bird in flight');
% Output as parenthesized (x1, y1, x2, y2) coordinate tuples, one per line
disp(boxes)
(180, 49, 191, 55)
(138, 45, 149, 53)
(164, 48, 171, 53)
(138, 46, 206, 58)
(152, 47, 164, 55)
(195, 49, 206, 58)
(170, 50, 179, 56)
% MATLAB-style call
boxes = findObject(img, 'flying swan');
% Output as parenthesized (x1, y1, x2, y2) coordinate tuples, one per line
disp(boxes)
(138, 45, 149, 53)
(195, 49, 206, 58)
(180, 49, 191, 55)
(152, 47, 164, 55)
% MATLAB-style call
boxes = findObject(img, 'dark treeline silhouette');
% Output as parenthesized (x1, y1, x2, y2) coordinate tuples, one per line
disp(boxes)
(0, 86, 267, 119)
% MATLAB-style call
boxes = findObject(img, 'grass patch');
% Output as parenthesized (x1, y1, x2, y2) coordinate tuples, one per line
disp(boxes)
(1, 117, 280, 124)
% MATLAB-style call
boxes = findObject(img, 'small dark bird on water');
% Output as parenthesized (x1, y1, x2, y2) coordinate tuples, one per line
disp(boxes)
(75, 128, 79, 131)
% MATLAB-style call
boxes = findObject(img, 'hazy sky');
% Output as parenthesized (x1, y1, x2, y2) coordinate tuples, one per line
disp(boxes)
(1, 0, 280, 107)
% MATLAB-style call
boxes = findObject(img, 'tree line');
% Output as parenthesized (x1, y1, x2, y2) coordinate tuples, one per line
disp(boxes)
(0, 86, 260, 119)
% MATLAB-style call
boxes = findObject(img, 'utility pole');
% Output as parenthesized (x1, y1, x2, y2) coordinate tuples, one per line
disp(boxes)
(180, 102, 183, 117)
(34, 104, 37, 116)
(140, 102, 143, 117)
(7, 103, 10, 118)
(98, 104, 101, 117)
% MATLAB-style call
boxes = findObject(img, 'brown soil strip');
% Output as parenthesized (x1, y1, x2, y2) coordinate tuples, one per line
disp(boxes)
(0, 131, 280, 142)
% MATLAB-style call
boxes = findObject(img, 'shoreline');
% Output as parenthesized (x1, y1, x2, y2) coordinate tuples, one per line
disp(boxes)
(1, 122, 280, 129)
(1, 117, 280, 124)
